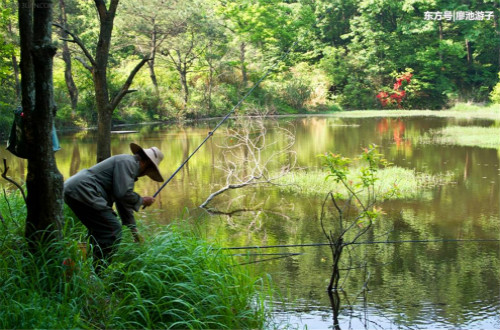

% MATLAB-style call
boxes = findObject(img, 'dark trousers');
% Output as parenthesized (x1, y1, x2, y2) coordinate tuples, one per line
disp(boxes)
(64, 195, 122, 271)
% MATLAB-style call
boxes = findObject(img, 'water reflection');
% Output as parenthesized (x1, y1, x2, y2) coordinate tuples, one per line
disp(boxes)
(0, 116, 499, 329)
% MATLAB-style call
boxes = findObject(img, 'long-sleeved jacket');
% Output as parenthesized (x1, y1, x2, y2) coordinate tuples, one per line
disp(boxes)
(64, 154, 143, 227)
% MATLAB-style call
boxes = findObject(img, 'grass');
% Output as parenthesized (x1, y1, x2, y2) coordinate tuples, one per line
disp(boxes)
(421, 126, 500, 149)
(0, 190, 267, 329)
(275, 166, 455, 200)
(316, 103, 500, 121)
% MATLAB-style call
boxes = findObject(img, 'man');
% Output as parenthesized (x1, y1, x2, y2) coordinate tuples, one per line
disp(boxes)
(64, 143, 164, 270)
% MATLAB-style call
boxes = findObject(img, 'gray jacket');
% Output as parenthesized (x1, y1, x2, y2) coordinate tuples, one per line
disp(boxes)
(64, 154, 143, 227)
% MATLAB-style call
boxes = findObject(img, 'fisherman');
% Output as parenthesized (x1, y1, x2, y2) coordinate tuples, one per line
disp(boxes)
(64, 143, 164, 271)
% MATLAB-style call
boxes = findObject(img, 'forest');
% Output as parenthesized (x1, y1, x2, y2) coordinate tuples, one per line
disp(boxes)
(0, 1, 499, 329)
(0, 0, 499, 135)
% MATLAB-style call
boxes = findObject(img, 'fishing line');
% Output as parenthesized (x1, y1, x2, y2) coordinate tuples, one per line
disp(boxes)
(223, 238, 500, 250)
(146, 42, 297, 205)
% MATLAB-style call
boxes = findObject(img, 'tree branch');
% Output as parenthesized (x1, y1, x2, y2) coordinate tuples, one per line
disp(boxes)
(2, 159, 26, 204)
(200, 176, 262, 208)
(94, 0, 107, 21)
(74, 56, 93, 72)
(110, 57, 151, 110)
(52, 23, 96, 67)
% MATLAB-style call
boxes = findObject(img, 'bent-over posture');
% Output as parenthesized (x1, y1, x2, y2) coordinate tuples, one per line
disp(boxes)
(64, 143, 164, 271)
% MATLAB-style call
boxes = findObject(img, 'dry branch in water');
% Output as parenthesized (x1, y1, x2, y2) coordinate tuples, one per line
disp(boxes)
(200, 118, 297, 211)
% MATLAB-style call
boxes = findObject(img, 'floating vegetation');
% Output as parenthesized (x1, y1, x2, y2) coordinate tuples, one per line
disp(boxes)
(275, 167, 455, 200)
(420, 126, 500, 149)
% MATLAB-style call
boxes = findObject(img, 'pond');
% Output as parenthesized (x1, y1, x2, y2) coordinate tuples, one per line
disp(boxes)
(1, 114, 499, 329)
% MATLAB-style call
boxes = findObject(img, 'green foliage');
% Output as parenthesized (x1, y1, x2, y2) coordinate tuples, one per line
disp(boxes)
(319, 145, 399, 290)
(0, 190, 267, 330)
(321, 145, 396, 202)
(490, 73, 500, 104)
(282, 78, 311, 110)
(6, 0, 500, 126)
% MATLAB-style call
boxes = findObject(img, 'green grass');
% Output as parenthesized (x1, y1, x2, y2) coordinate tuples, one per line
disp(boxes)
(0, 190, 267, 329)
(422, 126, 500, 149)
(276, 167, 455, 200)
(318, 103, 500, 121)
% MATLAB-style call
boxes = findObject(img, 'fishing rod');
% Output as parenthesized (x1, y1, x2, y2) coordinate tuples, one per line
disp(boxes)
(222, 238, 500, 250)
(145, 42, 297, 206)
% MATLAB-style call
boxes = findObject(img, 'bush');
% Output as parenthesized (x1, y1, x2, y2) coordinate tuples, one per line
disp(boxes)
(490, 73, 500, 104)
(282, 78, 312, 110)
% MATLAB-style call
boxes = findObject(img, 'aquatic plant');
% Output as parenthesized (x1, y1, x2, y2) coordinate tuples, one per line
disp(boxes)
(319, 145, 398, 292)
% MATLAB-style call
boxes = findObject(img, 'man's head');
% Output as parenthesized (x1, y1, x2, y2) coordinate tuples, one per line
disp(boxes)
(130, 143, 164, 182)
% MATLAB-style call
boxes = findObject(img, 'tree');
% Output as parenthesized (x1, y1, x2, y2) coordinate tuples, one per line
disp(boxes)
(159, 0, 223, 114)
(118, 0, 185, 95)
(319, 146, 397, 291)
(18, 0, 64, 246)
(217, 0, 295, 86)
(55, 0, 78, 115)
(54, 0, 150, 162)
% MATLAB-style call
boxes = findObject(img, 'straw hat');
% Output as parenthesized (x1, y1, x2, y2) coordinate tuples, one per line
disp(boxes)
(130, 143, 164, 182)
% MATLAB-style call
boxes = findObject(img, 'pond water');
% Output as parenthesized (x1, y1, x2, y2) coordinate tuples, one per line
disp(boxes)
(1, 114, 499, 329)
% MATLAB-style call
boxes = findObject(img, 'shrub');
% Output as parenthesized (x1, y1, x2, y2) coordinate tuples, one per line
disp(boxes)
(490, 72, 500, 104)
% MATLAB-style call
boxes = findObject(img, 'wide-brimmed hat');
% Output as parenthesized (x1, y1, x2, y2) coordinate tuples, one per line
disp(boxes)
(130, 143, 164, 182)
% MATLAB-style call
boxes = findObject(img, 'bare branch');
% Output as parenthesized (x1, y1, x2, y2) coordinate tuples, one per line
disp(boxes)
(2, 159, 26, 204)
(201, 118, 296, 212)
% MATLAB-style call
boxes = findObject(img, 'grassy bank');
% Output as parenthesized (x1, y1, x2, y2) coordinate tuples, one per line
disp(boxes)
(276, 166, 455, 201)
(0, 191, 267, 329)
(327, 103, 499, 121)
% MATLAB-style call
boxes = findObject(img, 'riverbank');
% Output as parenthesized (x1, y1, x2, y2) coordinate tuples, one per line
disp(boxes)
(1, 103, 497, 142)
(0, 191, 268, 329)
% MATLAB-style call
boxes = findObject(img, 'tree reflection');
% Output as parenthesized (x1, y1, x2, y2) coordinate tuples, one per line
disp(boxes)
(328, 290, 341, 330)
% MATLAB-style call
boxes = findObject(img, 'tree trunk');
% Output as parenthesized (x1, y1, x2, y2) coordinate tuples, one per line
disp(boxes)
(465, 39, 471, 64)
(94, 66, 112, 163)
(149, 27, 159, 94)
(59, 0, 78, 114)
(7, 13, 20, 101)
(53, 0, 149, 162)
(19, 0, 64, 246)
(148, 58, 158, 93)
(94, 0, 115, 162)
(240, 41, 247, 87)
(180, 68, 189, 107)
(11, 54, 20, 102)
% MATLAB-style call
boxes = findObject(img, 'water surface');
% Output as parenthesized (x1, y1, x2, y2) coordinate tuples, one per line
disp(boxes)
(1, 115, 499, 329)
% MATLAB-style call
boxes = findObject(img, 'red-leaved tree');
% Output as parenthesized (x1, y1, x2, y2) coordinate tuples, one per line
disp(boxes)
(376, 72, 413, 108)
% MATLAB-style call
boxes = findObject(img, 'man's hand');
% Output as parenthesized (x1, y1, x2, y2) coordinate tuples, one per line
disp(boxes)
(142, 196, 155, 207)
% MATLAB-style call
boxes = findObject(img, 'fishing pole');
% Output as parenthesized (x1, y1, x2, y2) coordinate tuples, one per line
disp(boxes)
(222, 238, 500, 250)
(145, 42, 297, 207)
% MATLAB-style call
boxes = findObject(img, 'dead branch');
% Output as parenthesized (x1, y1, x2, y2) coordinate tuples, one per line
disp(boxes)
(2, 159, 26, 204)
(200, 118, 297, 211)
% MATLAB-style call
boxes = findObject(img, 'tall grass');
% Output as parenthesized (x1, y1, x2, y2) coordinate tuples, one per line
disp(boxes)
(0, 190, 267, 329)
